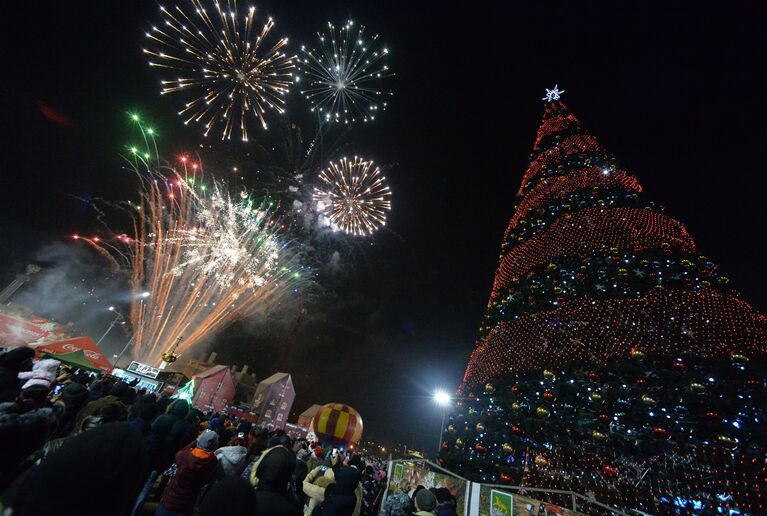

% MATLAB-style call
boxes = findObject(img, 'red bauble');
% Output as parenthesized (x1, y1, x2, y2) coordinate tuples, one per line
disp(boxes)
(441, 441, 450, 451)
(474, 442, 487, 454)
(597, 413, 610, 424)
(706, 412, 723, 422)
(588, 371, 600, 382)
(543, 390, 555, 402)
(602, 464, 618, 478)
(672, 360, 686, 371)
(511, 425, 524, 436)
(653, 427, 671, 440)
(511, 385, 521, 395)
(636, 377, 647, 386)
(499, 472, 513, 483)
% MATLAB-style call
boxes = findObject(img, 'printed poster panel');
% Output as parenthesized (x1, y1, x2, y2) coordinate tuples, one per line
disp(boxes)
(385, 461, 467, 516)
(490, 489, 513, 516)
(479, 485, 586, 516)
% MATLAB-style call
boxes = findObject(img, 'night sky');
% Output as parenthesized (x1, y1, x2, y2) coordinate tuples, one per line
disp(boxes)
(3, 1, 767, 451)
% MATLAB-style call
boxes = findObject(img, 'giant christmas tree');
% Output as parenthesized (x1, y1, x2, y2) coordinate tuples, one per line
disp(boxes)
(440, 88, 767, 514)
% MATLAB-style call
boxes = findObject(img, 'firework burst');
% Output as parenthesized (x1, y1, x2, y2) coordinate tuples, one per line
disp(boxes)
(297, 20, 393, 124)
(80, 122, 307, 365)
(144, 0, 295, 141)
(313, 156, 391, 236)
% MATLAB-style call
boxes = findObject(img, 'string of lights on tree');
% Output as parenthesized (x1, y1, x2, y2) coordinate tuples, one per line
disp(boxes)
(440, 89, 767, 515)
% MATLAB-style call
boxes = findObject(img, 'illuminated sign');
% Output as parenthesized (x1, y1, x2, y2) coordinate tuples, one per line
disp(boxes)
(127, 361, 160, 379)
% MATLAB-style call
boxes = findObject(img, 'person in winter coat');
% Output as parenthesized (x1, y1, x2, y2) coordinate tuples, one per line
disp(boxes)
(251, 445, 302, 516)
(311, 465, 362, 516)
(2, 422, 149, 516)
(49, 382, 89, 439)
(359, 465, 380, 516)
(381, 480, 413, 516)
(433, 488, 458, 516)
(156, 430, 219, 516)
(240, 430, 269, 480)
(127, 398, 160, 438)
(290, 459, 309, 508)
(0, 346, 34, 402)
(17, 358, 60, 390)
(413, 489, 438, 516)
(215, 436, 248, 477)
(303, 465, 335, 515)
(198, 476, 256, 516)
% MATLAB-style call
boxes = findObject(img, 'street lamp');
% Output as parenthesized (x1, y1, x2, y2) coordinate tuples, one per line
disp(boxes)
(434, 389, 451, 456)
(97, 307, 124, 346)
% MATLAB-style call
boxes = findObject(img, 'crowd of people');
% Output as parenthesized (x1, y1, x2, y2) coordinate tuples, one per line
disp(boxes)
(0, 346, 459, 516)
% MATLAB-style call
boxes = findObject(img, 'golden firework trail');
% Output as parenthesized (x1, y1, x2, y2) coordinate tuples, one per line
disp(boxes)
(144, 0, 295, 141)
(313, 156, 392, 236)
(79, 117, 307, 365)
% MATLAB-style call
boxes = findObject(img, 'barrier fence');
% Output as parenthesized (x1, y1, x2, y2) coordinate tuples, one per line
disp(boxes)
(381, 459, 641, 516)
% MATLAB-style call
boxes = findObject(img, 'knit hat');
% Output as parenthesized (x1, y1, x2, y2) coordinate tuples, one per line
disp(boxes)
(197, 429, 220, 451)
(415, 488, 438, 512)
(166, 398, 190, 419)
(62, 383, 88, 408)
(435, 487, 453, 504)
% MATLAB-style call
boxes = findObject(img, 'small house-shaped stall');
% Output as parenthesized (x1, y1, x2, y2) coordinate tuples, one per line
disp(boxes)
(252, 372, 295, 429)
(297, 404, 323, 430)
(191, 365, 236, 413)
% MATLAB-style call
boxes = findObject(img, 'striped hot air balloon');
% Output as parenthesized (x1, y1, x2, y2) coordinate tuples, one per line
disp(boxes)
(311, 403, 363, 447)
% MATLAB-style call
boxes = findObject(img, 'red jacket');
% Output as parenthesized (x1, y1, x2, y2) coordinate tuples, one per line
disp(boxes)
(161, 442, 218, 513)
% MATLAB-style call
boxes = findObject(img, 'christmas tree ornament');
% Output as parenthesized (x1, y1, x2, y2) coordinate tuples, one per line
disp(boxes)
(447, 424, 455, 432)
(511, 401, 522, 411)
(502, 442, 514, 455)
(484, 382, 496, 394)
(588, 371, 600, 382)
(475, 422, 485, 432)
(653, 427, 671, 440)
(597, 413, 610, 424)
(730, 352, 749, 365)
(640, 395, 657, 407)
(591, 430, 607, 443)
(474, 442, 487, 454)
(511, 425, 523, 436)
(717, 435, 737, 450)
(602, 464, 618, 478)
(499, 472, 513, 483)
(454, 438, 463, 448)
(534, 454, 549, 467)
(510, 385, 521, 394)
(591, 392, 604, 403)
(535, 406, 550, 418)
(543, 369, 555, 380)
(543, 390, 555, 402)
(689, 382, 706, 394)
(630, 348, 646, 360)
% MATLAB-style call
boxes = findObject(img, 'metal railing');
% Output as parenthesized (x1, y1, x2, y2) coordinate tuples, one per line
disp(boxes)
(382, 458, 646, 516)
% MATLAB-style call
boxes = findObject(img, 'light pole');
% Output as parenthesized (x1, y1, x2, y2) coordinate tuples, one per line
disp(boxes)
(97, 306, 125, 346)
(434, 389, 451, 457)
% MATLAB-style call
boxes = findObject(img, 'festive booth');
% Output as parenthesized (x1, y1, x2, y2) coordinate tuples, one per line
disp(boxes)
(34, 336, 113, 373)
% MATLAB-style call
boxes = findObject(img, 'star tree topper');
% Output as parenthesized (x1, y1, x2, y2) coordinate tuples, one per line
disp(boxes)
(543, 85, 565, 102)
